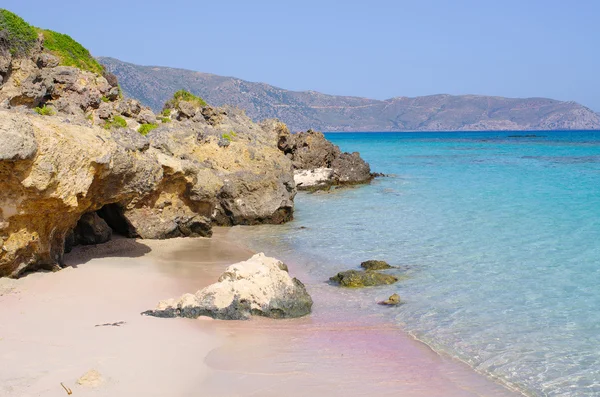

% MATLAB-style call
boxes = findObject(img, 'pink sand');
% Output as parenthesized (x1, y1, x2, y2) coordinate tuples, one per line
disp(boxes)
(0, 229, 521, 396)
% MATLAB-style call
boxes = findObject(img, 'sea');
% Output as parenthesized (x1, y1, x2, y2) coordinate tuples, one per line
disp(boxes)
(230, 131, 600, 397)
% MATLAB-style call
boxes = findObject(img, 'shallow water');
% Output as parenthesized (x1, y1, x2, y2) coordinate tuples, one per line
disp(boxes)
(230, 131, 600, 397)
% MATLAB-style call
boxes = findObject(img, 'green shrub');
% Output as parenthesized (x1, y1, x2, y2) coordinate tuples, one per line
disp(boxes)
(163, 89, 207, 111)
(34, 105, 55, 116)
(101, 96, 109, 103)
(138, 123, 158, 135)
(40, 29, 104, 74)
(104, 115, 127, 129)
(159, 117, 170, 123)
(0, 9, 38, 55)
(222, 130, 237, 142)
(161, 108, 171, 117)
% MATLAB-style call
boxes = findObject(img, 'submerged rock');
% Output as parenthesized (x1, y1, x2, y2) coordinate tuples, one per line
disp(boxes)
(379, 293, 402, 306)
(142, 253, 313, 320)
(360, 260, 392, 270)
(329, 270, 398, 288)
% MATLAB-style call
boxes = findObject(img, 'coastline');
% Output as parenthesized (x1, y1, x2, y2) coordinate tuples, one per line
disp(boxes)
(1, 228, 520, 396)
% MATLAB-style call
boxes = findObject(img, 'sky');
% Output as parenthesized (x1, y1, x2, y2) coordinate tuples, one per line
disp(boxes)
(4, 0, 600, 111)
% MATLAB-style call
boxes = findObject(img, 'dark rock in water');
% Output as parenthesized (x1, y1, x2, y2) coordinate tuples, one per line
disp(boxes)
(143, 253, 312, 320)
(360, 260, 392, 270)
(73, 213, 112, 245)
(379, 293, 402, 306)
(329, 270, 398, 288)
(272, 126, 374, 190)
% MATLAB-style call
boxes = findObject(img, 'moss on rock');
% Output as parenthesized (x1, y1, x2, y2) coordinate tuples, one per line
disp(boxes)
(329, 270, 398, 288)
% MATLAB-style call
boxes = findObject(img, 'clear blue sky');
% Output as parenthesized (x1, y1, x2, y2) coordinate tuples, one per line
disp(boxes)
(4, 0, 600, 110)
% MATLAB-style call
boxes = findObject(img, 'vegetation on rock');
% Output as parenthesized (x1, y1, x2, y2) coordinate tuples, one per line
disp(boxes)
(138, 123, 158, 135)
(164, 89, 207, 110)
(40, 29, 104, 74)
(103, 115, 127, 129)
(0, 9, 38, 55)
(34, 105, 54, 116)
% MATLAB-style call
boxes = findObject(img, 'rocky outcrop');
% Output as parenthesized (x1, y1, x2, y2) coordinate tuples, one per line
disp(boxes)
(0, 105, 296, 277)
(276, 127, 374, 190)
(0, 21, 299, 278)
(143, 253, 313, 320)
(329, 270, 398, 288)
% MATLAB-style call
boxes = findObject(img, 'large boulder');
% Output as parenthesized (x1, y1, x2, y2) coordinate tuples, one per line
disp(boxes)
(273, 126, 374, 190)
(143, 253, 313, 320)
(73, 212, 112, 245)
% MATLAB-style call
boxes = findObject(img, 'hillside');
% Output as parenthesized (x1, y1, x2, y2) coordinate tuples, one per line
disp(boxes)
(100, 57, 600, 132)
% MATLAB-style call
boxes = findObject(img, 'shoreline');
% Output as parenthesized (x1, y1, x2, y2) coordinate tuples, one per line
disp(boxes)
(1, 228, 521, 396)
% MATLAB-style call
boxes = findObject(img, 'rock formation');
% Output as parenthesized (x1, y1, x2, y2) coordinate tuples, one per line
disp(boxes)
(0, 11, 375, 278)
(276, 126, 374, 189)
(143, 253, 313, 320)
(0, 11, 296, 277)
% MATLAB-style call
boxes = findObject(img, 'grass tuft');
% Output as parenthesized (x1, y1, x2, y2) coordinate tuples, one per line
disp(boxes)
(104, 115, 127, 129)
(138, 123, 158, 135)
(34, 105, 54, 116)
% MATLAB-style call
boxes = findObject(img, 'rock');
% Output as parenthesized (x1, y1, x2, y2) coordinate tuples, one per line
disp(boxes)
(76, 369, 104, 387)
(102, 71, 119, 88)
(360, 260, 392, 270)
(115, 99, 142, 117)
(0, 114, 38, 161)
(36, 53, 59, 68)
(294, 168, 334, 189)
(177, 100, 198, 119)
(136, 109, 156, 125)
(275, 127, 374, 190)
(379, 293, 402, 306)
(0, 110, 163, 277)
(217, 137, 230, 147)
(97, 102, 113, 119)
(329, 270, 398, 288)
(143, 253, 312, 320)
(0, 42, 297, 277)
(106, 86, 120, 100)
(73, 212, 112, 245)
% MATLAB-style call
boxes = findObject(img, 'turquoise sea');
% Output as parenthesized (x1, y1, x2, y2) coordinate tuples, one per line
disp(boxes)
(234, 131, 600, 396)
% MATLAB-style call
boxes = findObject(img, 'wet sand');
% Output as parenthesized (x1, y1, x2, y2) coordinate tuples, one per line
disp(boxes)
(0, 228, 521, 396)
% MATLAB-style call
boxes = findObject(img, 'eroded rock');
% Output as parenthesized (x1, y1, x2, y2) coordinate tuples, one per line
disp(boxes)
(143, 253, 313, 320)
(273, 127, 374, 190)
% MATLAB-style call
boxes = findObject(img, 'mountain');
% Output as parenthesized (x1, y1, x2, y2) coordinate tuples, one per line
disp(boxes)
(99, 57, 600, 132)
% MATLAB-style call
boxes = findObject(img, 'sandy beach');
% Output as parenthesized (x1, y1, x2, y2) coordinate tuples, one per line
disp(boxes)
(0, 228, 520, 397)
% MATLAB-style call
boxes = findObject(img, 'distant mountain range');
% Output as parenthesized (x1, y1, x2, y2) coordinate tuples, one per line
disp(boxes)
(99, 57, 600, 132)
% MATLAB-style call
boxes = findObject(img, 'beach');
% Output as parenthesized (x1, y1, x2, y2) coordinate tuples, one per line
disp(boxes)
(0, 228, 519, 397)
